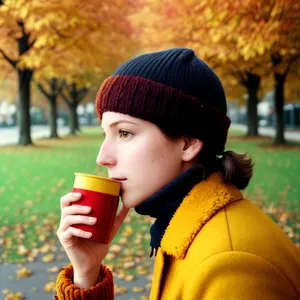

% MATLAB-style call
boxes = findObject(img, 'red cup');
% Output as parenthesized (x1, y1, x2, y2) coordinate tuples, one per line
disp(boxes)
(71, 173, 121, 244)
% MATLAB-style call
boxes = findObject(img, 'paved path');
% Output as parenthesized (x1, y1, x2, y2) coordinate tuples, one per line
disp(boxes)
(0, 250, 153, 299)
(0, 126, 70, 146)
(230, 124, 300, 142)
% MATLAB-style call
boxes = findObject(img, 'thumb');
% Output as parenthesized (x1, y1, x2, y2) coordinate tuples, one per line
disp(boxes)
(109, 204, 130, 242)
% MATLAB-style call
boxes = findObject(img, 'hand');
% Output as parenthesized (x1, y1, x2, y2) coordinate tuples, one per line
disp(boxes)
(57, 192, 130, 288)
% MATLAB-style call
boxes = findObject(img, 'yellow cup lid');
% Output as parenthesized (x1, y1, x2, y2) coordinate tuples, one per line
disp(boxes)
(73, 173, 121, 196)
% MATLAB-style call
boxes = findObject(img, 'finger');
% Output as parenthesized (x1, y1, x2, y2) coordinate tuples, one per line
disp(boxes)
(60, 226, 92, 243)
(60, 215, 97, 232)
(61, 205, 91, 219)
(60, 193, 82, 210)
(110, 204, 130, 241)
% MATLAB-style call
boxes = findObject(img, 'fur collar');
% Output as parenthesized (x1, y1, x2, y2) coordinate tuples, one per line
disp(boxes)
(161, 172, 243, 259)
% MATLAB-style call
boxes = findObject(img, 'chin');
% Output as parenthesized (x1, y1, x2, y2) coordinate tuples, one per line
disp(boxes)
(120, 193, 146, 208)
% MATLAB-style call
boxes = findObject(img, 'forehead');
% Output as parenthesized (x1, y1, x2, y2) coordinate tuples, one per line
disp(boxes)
(101, 112, 146, 128)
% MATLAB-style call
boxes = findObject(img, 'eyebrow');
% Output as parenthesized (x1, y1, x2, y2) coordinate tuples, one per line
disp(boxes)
(107, 120, 140, 128)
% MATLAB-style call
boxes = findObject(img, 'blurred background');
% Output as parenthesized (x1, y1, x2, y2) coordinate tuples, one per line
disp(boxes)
(0, 0, 299, 299)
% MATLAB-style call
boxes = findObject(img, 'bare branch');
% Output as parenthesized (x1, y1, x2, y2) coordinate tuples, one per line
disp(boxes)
(50, 24, 71, 39)
(28, 38, 36, 49)
(0, 48, 17, 68)
(66, 84, 72, 97)
(57, 81, 66, 95)
(283, 55, 300, 79)
(234, 70, 248, 87)
(61, 91, 71, 106)
(17, 20, 27, 37)
(37, 83, 49, 98)
(78, 88, 89, 103)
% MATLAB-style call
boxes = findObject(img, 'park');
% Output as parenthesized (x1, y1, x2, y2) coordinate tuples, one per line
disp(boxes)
(0, 1, 300, 299)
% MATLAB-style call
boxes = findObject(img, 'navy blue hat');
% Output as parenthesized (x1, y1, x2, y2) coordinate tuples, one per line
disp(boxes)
(96, 48, 231, 155)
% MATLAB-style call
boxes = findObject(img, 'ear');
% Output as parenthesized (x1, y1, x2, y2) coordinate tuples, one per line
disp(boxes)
(181, 137, 203, 162)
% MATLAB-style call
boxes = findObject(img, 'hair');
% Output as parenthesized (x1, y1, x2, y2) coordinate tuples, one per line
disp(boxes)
(159, 127, 254, 190)
(220, 151, 254, 190)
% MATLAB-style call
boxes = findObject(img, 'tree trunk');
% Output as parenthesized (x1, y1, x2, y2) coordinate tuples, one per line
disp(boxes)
(69, 104, 78, 135)
(62, 83, 88, 135)
(246, 73, 260, 137)
(48, 97, 59, 138)
(271, 53, 287, 145)
(75, 112, 80, 132)
(18, 69, 33, 145)
(273, 74, 286, 144)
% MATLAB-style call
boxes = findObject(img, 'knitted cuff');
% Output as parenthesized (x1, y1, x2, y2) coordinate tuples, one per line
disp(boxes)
(55, 264, 114, 300)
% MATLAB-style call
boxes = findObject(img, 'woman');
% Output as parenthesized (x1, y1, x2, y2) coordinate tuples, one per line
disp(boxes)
(55, 48, 300, 299)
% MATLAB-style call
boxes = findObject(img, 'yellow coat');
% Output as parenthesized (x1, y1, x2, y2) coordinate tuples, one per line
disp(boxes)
(150, 172, 300, 300)
(55, 172, 300, 299)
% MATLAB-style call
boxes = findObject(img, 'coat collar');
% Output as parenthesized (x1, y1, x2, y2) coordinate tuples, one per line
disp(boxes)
(161, 172, 243, 259)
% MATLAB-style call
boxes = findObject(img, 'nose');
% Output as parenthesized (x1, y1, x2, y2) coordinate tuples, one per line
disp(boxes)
(96, 140, 117, 167)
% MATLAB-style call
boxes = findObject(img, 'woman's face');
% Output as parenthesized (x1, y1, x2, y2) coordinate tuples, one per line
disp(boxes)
(96, 112, 189, 208)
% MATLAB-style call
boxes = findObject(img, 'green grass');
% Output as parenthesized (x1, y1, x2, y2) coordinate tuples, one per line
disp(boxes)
(0, 127, 153, 266)
(226, 134, 300, 211)
(0, 127, 105, 224)
(0, 126, 299, 264)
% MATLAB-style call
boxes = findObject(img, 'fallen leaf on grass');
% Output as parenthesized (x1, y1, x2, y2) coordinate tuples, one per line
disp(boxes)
(2, 289, 24, 300)
(123, 261, 135, 269)
(122, 226, 133, 237)
(105, 253, 116, 260)
(116, 271, 125, 279)
(110, 244, 122, 254)
(15, 224, 23, 234)
(114, 285, 128, 295)
(17, 246, 29, 256)
(136, 250, 145, 256)
(39, 235, 48, 242)
(124, 216, 132, 223)
(105, 264, 114, 271)
(40, 244, 56, 253)
(47, 266, 60, 273)
(16, 267, 32, 278)
(124, 274, 135, 281)
(43, 281, 56, 292)
(137, 266, 150, 275)
(42, 254, 55, 263)
(132, 286, 145, 293)
(118, 237, 128, 245)
(57, 178, 65, 188)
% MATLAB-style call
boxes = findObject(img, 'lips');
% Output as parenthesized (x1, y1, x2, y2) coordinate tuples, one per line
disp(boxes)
(110, 177, 127, 182)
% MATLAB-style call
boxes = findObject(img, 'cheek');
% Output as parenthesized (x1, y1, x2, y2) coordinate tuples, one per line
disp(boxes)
(127, 139, 180, 173)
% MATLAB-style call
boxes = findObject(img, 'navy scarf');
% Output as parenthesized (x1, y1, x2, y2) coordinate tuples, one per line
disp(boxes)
(135, 162, 219, 257)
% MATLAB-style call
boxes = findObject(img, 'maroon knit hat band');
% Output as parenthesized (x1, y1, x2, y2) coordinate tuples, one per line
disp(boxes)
(96, 75, 231, 155)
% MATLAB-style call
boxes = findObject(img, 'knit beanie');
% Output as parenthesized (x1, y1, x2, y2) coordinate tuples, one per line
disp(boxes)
(95, 48, 231, 155)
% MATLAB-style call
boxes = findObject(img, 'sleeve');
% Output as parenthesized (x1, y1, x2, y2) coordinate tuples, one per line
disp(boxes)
(186, 251, 299, 300)
(54, 264, 114, 300)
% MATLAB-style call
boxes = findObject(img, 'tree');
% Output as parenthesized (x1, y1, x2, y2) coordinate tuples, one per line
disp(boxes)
(133, 0, 267, 136)
(222, 0, 300, 144)
(37, 78, 64, 138)
(61, 83, 89, 134)
(0, 0, 140, 145)
(134, 0, 300, 143)
(0, 0, 84, 145)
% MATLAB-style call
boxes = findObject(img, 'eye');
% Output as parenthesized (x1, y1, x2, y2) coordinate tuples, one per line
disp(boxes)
(118, 129, 132, 139)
